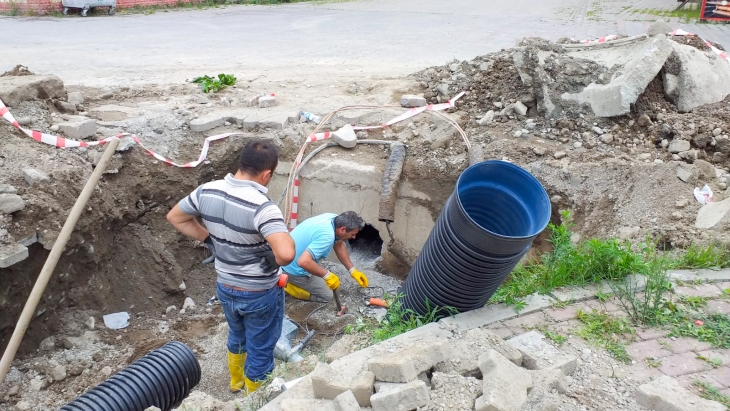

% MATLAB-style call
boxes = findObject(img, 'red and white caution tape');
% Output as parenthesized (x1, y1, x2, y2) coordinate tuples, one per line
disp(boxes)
(1, 97, 244, 167)
(669, 29, 730, 64)
(287, 92, 465, 230)
(579, 34, 620, 45)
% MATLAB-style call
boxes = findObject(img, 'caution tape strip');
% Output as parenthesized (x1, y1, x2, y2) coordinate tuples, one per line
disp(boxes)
(288, 92, 465, 229)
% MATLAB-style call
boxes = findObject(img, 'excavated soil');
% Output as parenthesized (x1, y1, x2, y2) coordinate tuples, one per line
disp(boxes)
(2, 31, 730, 410)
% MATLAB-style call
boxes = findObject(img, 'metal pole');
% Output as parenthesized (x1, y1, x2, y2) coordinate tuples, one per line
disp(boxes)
(0, 137, 120, 384)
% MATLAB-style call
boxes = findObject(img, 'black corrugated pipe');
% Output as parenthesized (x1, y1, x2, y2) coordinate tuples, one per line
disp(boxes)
(402, 160, 551, 316)
(59, 341, 201, 411)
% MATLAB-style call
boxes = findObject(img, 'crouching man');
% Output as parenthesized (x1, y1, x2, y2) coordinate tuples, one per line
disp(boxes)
(282, 211, 370, 302)
(166, 140, 295, 395)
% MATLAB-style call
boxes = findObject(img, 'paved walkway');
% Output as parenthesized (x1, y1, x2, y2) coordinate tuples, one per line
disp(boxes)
(486, 280, 730, 398)
(0, 0, 729, 87)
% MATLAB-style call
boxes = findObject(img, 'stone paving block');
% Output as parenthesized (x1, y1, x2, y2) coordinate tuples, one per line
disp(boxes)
(400, 94, 427, 108)
(439, 293, 554, 332)
(624, 363, 663, 383)
(495, 344, 523, 367)
(506, 331, 577, 375)
(668, 269, 730, 283)
(189, 114, 225, 132)
(717, 281, 730, 292)
(368, 340, 449, 383)
(636, 375, 725, 411)
(707, 366, 730, 388)
(552, 319, 580, 335)
(674, 284, 724, 298)
(626, 339, 672, 360)
(281, 399, 332, 411)
(370, 380, 429, 411)
(476, 349, 532, 411)
(544, 305, 583, 322)
(311, 363, 375, 407)
(434, 328, 502, 375)
(0, 242, 29, 268)
(502, 312, 548, 332)
(57, 119, 97, 139)
(635, 328, 667, 341)
(582, 299, 624, 313)
(484, 325, 514, 340)
(550, 285, 598, 303)
(329, 390, 361, 411)
(663, 337, 712, 354)
(658, 352, 710, 377)
(22, 168, 50, 186)
(706, 300, 730, 315)
(0, 193, 25, 214)
(259, 95, 277, 108)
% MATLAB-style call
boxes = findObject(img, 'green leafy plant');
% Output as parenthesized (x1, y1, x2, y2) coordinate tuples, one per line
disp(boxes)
(537, 326, 567, 346)
(192, 73, 237, 93)
(576, 309, 635, 363)
(679, 295, 709, 310)
(696, 354, 723, 368)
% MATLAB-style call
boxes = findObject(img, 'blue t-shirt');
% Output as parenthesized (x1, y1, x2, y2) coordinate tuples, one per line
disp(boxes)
(283, 213, 338, 276)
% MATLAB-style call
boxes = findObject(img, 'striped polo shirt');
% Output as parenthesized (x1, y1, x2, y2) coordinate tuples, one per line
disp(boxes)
(178, 173, 289, 290)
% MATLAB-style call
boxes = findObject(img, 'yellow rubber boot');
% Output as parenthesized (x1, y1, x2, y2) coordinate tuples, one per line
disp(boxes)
(227, 352, 247, 393)
(244, 377, 263, 396)
(284, 283, 311, 301)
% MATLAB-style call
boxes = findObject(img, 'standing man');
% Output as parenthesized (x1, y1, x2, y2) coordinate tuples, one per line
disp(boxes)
(283, 211, 370, 303)
(166, 140, 295, 396)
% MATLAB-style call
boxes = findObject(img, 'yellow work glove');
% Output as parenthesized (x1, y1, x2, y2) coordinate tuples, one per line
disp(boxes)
(349, 267, 369, 287)
(323, 272, 340, 290)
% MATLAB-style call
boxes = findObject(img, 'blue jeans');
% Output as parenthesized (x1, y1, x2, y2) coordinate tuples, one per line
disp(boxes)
(216, 283, 284, 381)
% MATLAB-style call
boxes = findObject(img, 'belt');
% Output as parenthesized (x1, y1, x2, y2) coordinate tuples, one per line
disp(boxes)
(220, 283, 266, 292)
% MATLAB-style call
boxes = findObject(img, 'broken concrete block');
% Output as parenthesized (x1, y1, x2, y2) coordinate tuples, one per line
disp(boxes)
(676, 165, 694, 183)
(475, 349, 532, 411)
(529, 368, 568, 394)
(332, 124, 358, 149)
(561, 36, 675, 117)
(0, 75, 65, 107)
(67, 91, 84, 106)
(0, 243, 29, 268)
(668, 139, 690, 153)
(506, 331, 577, 375)
(0, 193, 25, 214)
(367, 339, 449, 383)
(189, 114, 225, 133)
(663, 41, 730, 113)
(513, 101, 528, 116)
(370, 380, 429, 411)
(22, 168, 50, 186)
(259, 96, 277, 108)
(58, 119, 96, 140)
(400, 95, 427, 108)
(495, 344, 523, 367)
(434, 328, 503, 375)
(55, 100, 77, 114)
(331, 390, 361, 411)
(477, 110, 495, 125)
(520, 388, 560, 411)
(90, 105, 138, 121)
(636, 375, 725, 411)
(326, 335, 358, 363)
(0, 184, 17, 194)
(311, 363, 375, 407)
(696, 196, 730, 231)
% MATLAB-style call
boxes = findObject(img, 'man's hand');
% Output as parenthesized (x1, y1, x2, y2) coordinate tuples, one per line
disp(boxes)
(323, 272, 340, 290)
(349, 268, 369, 287)
(202, 236, 216, 265)
(253, 245, 280, 272)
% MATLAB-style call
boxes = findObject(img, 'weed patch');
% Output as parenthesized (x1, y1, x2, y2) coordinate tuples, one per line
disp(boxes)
(576, 309, 634, 363)
(537, 325, 567, 346)
(668, 313, 730, 349)
(694, 380, 730, 408)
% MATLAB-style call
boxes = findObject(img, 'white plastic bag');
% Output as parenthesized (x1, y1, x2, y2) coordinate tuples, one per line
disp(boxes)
(693, 185, 714, 205)
(103, 312, 130, 330)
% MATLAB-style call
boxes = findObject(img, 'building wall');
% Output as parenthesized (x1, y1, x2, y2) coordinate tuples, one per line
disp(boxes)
(0, 0, 197, 14)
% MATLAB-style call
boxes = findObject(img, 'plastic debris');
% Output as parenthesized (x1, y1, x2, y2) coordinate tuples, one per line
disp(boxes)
(103, 312, 130, 330)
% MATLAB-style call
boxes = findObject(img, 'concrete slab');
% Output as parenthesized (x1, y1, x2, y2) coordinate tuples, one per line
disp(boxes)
(506, 331, 578, 375)
(0, 242, 29, 268)
(0, 75, 65, 107)
(663, 41, 730, 113)
(636, 375, 725, 411)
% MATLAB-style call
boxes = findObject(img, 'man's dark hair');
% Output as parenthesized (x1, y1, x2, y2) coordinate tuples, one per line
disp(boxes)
(238, 140, 279, 175)
(334, 211, 364, 232)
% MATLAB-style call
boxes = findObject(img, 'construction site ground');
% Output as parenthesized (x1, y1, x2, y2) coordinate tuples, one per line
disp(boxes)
(2, 0, 730, 410)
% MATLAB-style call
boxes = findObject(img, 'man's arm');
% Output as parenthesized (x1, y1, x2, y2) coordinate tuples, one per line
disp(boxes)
(297, 250, 329, 277)
(333, 241, 354, 271)
(166, 204, 208, 241)
(265, 232, 295, 267)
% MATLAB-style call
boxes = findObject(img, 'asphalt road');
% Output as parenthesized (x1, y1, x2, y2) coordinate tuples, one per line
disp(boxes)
(0, 0, 728, 86)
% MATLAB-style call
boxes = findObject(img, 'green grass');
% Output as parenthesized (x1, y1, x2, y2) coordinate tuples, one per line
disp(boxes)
(696, 354, 723, 368)
(668, 313, 730, 349)
(627, 4, 700, 23)
(694, 380, 730, 408)
(576, 309, 635, 363)
(344, 294, 456, 344)
(537, 325, 567, 346)
(491, 210, 730, 311)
